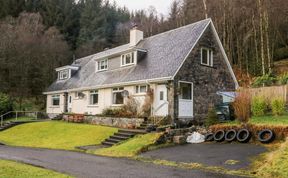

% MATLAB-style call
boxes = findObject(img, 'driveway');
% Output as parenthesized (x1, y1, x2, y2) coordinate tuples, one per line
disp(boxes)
(0, 145, 242, 178)
(141, 143, 266, 170)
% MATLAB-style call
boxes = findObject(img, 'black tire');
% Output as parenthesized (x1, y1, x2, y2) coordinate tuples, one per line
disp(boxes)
(205, 133, 214, 142)
(237, 129, 251, 143)
(214, 130, 225, 142)
(258, 129, 275, 144)
(225, 129, 237, 142)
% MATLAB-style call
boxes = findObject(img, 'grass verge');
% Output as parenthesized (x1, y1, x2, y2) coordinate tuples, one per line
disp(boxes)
(93, 133, 162, 157)
(252, 139, 288, 178)
(0, 121, 118, 150)
(0, 159, 71, 178)
(223, 114, 288, 126)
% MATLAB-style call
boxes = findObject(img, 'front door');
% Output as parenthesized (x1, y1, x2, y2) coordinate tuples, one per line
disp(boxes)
(154, 84, 169, 116)
(178, 82, 193, 118)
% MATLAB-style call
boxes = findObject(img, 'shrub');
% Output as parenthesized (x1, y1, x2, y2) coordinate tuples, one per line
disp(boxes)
(251, 96, 267, 116)
(0, 93, 13, 115)
(205, 107, 219, 127)
(252, 73, 276, 87)
(277, 72, 288, 85)
(122, 96, 139, 117)
(232, 91, 251, 124)
(271, 98, 286, 116)
(102, 108, 123, 116)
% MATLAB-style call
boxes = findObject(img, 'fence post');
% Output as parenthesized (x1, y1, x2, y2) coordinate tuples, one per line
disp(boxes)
(1, 116, 3, 127)
(36, 112, 38, 120)
(16, 111, 18, 121)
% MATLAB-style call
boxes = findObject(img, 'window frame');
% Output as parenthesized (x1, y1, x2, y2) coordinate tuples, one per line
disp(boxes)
(112, 87, 124, 105)
(121, 52, 136, 67)
(51, 95, 60, 106)
(58, 69, 69, 80)
(201, 47, 213, 67)
(89, 90, 99, 106)
(96, 59, 108, 72)
(178, 81, 193, 101)
(135, 85, 147, 94)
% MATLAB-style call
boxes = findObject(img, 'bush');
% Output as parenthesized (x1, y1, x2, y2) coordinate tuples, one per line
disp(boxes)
(102, 108, 123, 116)
(251, 96, 267, 116)
(277, 72, 288, 85)
(232, 91, 251, 124)
(252, 73, 276, 87)
(271, 98, 286, 116)
(205, 107, 219, 127)
(0, 93, 13, 115)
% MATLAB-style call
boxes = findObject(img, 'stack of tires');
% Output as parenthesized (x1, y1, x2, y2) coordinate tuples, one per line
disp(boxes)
(205, 129, 275, 144)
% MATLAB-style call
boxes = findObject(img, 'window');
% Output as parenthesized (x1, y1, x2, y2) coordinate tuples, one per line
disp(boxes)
(135, 85, 147, 94)
(179, 82, 192, 100)
(201, 48, 213, 66)
(59, 70, 69, 80)
(97, 59, 108, 71)
(69, 96, 72, 103)
(160, 91, 164, 101)
(121, 52, 136, 66)
(75, 92, 85, 99)
(52, 95, 60, 106)
(112, 87, 124, 105)
(89, 90, 98, 105)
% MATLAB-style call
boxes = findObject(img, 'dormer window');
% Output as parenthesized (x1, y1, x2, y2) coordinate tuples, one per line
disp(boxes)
(59, 70, 69, 80)
(121, 52, 136, 67)
(96, 59, 108, 72)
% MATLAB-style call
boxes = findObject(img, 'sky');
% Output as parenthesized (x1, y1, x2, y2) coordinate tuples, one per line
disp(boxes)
(109, 0, 173, 16)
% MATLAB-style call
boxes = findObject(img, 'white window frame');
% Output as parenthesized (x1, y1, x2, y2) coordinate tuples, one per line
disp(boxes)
(201, 47, 213, 67)
(96, 59, 108, 72)
(112, 87, 124, 105)
(178, 81, 193, 101)
(121, 52, 136, 67)
(51, 95, 60, 106)
(58, 69, 69, 80)
(89, 90, 99, 106)
(135, 85, 147, 94)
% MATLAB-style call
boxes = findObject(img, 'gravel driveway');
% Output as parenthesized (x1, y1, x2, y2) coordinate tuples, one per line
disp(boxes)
(0, 145, 242, 178)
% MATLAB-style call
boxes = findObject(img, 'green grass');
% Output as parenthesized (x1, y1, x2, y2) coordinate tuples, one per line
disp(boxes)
(0, 121, 118, 150)
(94, 133, 162, 157)
(253, 140, 288, 178)
(224, 113, 288, 126)
(0, 159, 71, 178)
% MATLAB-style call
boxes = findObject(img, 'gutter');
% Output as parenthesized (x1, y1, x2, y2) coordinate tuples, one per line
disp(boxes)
(43, 76, 173, 95)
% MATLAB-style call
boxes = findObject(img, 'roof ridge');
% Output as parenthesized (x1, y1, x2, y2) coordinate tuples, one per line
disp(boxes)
(143, 18, 211, 40)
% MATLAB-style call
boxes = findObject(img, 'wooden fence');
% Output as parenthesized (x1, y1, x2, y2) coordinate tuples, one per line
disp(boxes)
(245, 85, 288, 103)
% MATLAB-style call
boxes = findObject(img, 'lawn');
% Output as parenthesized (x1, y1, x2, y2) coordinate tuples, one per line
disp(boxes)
(94, 133, 162, 157)
(0, 121, 118, 150)
(0, 159, 71, 178)
(223, 114, 288, 126)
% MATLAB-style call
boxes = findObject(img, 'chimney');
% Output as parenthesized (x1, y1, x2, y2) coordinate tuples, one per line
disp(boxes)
(130, 24, 143, 47)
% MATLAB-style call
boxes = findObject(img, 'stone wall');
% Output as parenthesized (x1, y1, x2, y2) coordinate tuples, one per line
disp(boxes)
(173, 24, 236, 122)
(84, 115, 144, 129)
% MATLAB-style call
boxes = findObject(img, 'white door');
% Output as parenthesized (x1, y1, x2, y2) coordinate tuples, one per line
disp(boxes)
(178, 82, 193, 118)
(154, 85, 169, 116)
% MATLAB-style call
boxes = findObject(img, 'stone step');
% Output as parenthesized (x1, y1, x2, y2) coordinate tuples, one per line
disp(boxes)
(101, 141, 115, 146)
(110, 135, 130, 140)
(114, 132, 135, 137)
(105, 138, 122, 143)
(118, 129, 147, 135)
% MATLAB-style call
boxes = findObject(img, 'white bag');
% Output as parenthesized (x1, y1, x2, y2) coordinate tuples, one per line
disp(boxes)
(186, 132, 205, 143)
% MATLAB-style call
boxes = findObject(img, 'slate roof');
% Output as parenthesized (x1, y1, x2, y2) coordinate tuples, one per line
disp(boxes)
(46, 19, 211, 93)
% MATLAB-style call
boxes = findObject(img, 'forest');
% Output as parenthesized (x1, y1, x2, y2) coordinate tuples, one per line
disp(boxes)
(0, 0, 287, 111)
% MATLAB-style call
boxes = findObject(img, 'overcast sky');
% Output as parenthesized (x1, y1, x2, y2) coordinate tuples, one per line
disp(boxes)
(109, 0, 173, 16)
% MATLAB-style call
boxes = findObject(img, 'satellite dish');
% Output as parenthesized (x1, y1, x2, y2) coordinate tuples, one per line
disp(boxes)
(121, 90, 129, 97)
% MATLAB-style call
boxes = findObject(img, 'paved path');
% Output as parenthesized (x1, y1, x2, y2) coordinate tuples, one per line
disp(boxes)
(0, 145, 241, 178)
(142, 143, 266, 170)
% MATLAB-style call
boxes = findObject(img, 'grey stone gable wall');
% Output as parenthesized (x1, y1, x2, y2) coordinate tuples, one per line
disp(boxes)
(171, 24, 236, 122)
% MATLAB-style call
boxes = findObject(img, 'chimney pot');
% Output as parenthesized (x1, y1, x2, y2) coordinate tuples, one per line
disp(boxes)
(130, 24, 143, 46)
